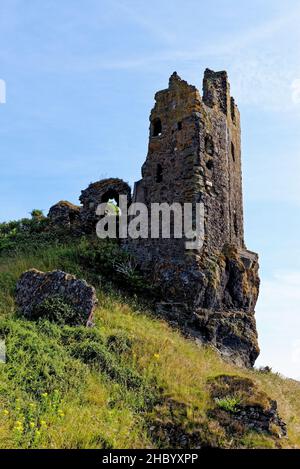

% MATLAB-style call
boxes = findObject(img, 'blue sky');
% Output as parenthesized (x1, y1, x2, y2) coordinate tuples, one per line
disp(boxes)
(0, 0, 299, 378)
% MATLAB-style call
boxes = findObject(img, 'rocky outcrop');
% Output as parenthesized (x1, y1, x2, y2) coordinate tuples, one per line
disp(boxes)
(48, 200, 81, 230)
(156, 244, 260, 366)
(16, 269, 97, 326)
(208, 375, 287, 439)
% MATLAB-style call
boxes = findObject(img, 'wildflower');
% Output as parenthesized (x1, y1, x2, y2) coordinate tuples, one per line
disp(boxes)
(57, 409, 65, 417)
(29, 403, 35, 408)
(41, 392, 48, 398)
(40, 420, 47, 426)
(153, 353, 160, 360)
(14, 422, 23, 432)
(3, 409, 9, 416)
(35, 430, 41, 437)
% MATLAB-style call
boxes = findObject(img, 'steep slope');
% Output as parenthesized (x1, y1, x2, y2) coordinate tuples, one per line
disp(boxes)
(0, 223, 299, 449)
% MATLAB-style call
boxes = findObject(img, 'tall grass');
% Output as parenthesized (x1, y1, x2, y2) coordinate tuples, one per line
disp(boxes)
(0, 239, 299, 448)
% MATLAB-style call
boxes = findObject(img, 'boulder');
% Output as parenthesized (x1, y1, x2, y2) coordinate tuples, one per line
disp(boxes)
(15, 269, 97, 326)
(208, 375, 287, 438)
(47, 200, 81, 229)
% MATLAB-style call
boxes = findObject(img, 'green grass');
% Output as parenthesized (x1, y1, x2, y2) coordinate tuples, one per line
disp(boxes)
(0, 236, 299, 448)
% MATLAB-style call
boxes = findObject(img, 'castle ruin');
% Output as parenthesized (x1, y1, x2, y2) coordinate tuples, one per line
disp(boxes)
(49, 69, 260, 367)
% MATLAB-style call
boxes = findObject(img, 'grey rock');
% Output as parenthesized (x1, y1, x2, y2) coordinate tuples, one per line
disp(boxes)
(15, 269, 98, 326)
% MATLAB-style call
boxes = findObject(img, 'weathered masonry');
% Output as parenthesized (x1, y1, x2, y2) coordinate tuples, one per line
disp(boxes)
(125, 70, 260, 367)
(48, 69, 260, 367)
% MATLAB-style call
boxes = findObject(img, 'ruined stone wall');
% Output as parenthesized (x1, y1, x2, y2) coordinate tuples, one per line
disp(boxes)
(79, 178, 131, 233)
(203, 69, 244, 247)
(128, 73, 202, 269)
(127, 69, 245, 270)
(125, 70, 259, 366)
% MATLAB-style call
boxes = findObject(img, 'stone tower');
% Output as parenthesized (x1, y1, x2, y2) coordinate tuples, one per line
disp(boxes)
(49, 68, 260, 367)
(127, 69, 260, 366)
(130, 70, 244, 256)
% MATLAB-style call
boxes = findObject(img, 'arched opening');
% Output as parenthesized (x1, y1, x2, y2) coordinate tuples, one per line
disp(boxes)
(152, 118, 162, 137)
(156, 164, 163, 183)
(177, 121, 182, 131)
(101, 189, 121, 215)
(205, 135, 214, 156)
(101, 189, 119, 205)
(231, 142, 235, 161)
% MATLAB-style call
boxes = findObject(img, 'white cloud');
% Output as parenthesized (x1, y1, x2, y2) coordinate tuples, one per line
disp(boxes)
(291, 79, 300, 104)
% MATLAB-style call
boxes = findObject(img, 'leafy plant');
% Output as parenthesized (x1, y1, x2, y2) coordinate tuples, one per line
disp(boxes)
(31, 295, 86, 326)
(215, 395, 241, 413)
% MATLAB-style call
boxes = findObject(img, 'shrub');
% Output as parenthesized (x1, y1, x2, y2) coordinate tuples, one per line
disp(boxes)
(0, 216, 74, 256)
(30, 209, 45, 220)
(107, 332, 133, 354)
(68, 340, 143, 390)
(77, 238, 154, 295)
(0, 319, 88, 396)
(31, 295, 86, 326)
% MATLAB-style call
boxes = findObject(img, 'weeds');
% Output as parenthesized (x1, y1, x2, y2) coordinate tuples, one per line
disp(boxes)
(215, 396, 241, 413)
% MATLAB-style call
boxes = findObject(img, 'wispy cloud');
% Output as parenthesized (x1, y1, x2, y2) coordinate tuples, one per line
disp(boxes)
(1, 0, 299, 115)
(110, 0, 177, 45)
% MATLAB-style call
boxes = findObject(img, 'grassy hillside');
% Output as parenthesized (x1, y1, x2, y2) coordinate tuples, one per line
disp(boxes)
(0, 219, 299, 449)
